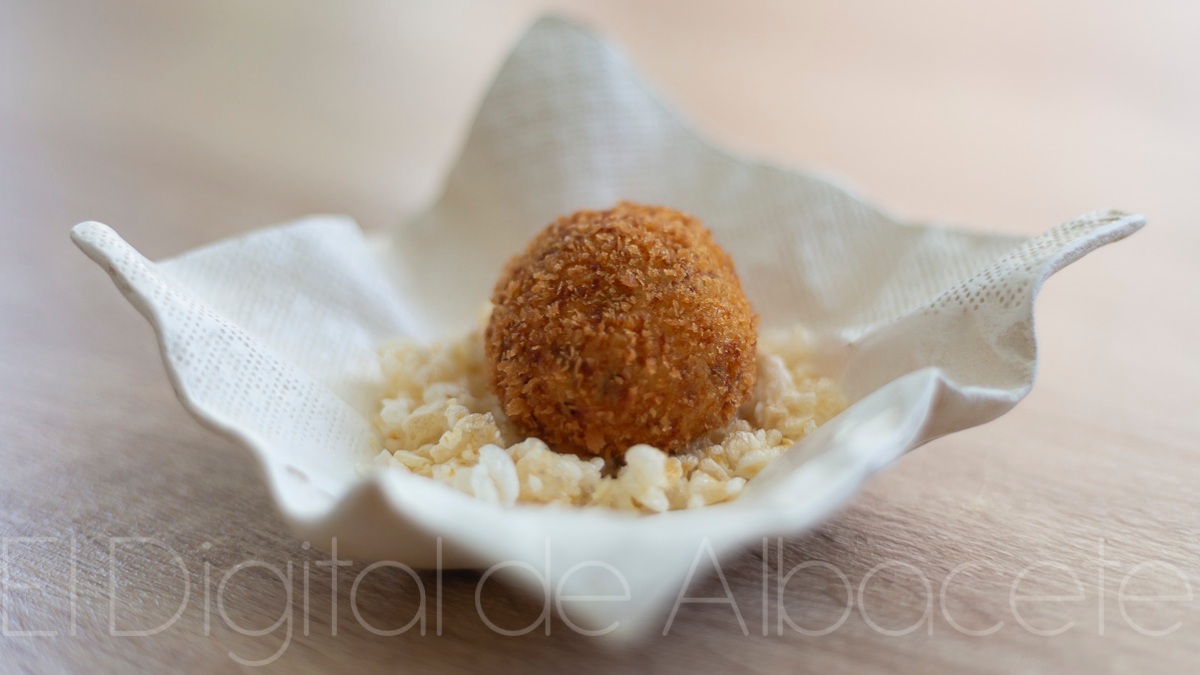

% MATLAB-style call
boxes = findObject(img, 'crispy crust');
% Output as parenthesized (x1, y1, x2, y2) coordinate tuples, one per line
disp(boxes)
(485, 202, 758, 460)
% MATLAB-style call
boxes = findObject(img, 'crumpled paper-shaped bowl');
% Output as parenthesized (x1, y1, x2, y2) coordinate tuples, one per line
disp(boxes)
(71, 16, 1142, 639)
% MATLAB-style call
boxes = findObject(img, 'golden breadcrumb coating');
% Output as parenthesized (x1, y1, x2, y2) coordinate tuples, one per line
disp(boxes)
(485, 202, 759, 460)
(370, 322, 847, 512)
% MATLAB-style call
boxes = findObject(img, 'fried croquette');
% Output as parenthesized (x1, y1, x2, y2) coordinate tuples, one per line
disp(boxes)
(485, 202, 759, 460)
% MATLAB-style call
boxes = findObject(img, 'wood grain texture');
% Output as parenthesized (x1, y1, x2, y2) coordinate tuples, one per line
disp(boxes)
(2, 1, 1198, 672)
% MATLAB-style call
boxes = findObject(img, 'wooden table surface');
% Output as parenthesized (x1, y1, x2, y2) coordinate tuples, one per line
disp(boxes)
(3, 1, 1198, 672)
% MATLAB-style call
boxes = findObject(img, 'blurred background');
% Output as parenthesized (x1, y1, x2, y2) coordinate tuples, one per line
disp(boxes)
(4, 0, 1196, 405)
(2, 1, 1199, 672)
(4, 0, 1196, 235)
